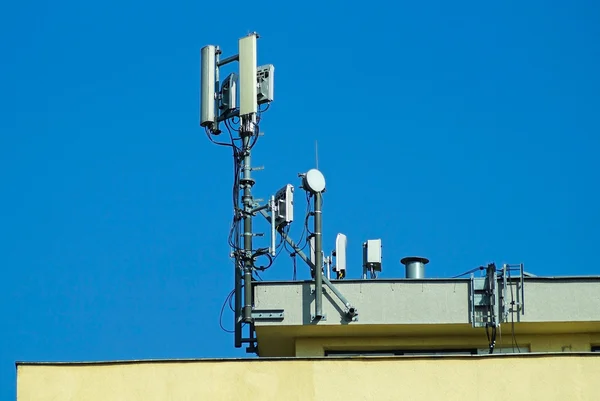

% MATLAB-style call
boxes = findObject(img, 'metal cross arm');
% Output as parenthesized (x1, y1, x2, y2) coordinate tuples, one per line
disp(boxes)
(258, 209, 358, 321)
(258, 209, 315, 272)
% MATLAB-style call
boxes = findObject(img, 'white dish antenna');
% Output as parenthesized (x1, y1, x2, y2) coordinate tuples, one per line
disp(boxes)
(303, 169, 326, 193)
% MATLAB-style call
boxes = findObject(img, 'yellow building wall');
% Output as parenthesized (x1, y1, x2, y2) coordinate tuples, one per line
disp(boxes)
(18, 355, 600, 401)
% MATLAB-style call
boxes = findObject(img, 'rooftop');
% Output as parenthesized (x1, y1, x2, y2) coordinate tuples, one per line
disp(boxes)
(252, 276, 600, 356)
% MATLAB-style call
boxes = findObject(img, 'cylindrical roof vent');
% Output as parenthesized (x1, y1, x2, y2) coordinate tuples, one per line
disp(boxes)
(401, 256, 429, 279)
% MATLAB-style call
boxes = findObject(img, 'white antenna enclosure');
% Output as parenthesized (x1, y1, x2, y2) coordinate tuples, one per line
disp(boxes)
(220, 73, 237, 113)
(274, 184, 294, 227)
(257, 64, 274, 104)
(333, 233, 347, 278)
(239, 34, 257, 116)
(303, 169, 326, 193)
(363, 239, 382, 271)
(200, 45, 216, 127)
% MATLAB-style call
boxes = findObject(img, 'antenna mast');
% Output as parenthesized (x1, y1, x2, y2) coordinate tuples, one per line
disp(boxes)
(200, 35, 528, 358)
(238, 34, 258, 342)
(200, 33, 356, 353)
(200, 32, 272, 352)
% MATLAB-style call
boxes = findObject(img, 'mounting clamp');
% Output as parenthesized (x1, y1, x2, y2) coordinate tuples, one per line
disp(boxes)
(251, 309, 284, 321)
(345, 307, 359, 322)
(311, 314, 327, 322)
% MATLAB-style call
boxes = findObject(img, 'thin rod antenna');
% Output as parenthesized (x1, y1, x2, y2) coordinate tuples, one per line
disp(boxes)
(315, 140, 319, 170)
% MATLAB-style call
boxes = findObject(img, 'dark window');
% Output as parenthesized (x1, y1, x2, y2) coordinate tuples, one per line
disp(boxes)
(325, 349, 477, 357)
(592, 346, 600, 352)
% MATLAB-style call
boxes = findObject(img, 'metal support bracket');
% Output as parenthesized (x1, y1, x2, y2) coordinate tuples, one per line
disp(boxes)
(346, 309, 359, 322)
(258, 209, 359, 322)
(311, 314, 327, 321)
(217, 53, 239, 67)
(322, 276, 358, 322)
(311, 288, 327, 321)
(251, 309, 284, 320)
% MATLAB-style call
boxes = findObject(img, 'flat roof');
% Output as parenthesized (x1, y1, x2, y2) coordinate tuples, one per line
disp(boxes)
(254, 276, 600, 285)
(252, 276, 600, 356)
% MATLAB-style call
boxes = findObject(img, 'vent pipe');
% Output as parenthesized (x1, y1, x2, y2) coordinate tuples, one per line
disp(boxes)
(401, 256, 429, 279)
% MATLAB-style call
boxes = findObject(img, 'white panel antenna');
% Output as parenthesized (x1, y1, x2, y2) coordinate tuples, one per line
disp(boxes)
(220, 73, 237, 113)
(274, 184, 293, 228)
(333, 233, 347, 279)
(200, 45, 216, 127)
(257, 64, 274, 104)
(239, 34, 257, 116)
(363, 239, 382, 279)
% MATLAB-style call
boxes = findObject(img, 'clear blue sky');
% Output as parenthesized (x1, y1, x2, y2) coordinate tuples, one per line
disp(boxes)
(1, 0, 599, 398)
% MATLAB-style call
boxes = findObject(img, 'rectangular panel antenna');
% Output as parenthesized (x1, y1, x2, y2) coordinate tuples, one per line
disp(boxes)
(239, 34, 257, 116)
(363, 239, 382, 272)
(274, 184, 293, 227)
(200, 45, 216, 127)
(333, 233, 347, 279)
(257, 64, 274, 104)
(220, 73, 237, 113)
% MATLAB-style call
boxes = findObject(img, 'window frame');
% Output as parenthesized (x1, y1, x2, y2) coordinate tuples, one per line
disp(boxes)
(324, 349, 478, 357)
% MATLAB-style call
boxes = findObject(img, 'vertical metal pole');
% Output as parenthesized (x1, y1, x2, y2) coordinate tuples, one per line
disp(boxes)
(502, 264, 508, 323)
(234, 255, 242, 347)
(270, 195, 276, 256)
(470, 274, 475, 325)
(234, 203, 244, 347)
(362, 242, 367, 279)
(220, 47, 241, 349)
(314, 192, 323, 318)
(241, 120, 254, 323)
(238, 33, 257, 326)
(487, 264, 496, 327)
(520, 263, 525, 315)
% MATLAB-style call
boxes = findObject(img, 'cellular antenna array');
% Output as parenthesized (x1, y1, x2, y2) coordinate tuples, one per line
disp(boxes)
(200, 34, 525, 355)
(200, 33, 362, 353)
